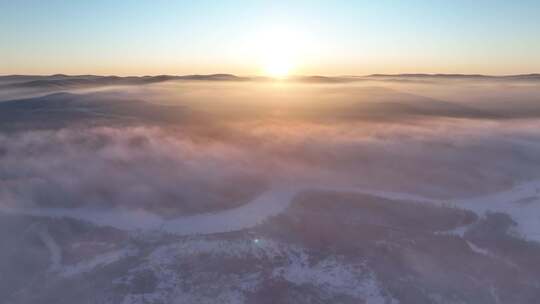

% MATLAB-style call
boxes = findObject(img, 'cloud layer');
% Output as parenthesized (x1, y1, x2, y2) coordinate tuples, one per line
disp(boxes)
(2, 78, 540, 216)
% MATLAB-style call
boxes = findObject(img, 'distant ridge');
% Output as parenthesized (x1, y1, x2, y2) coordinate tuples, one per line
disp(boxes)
(1, 73, 539, 89)
(367, 73, 540, 79)
(3, 73, 540, 79)
(0, 74, 249, 89)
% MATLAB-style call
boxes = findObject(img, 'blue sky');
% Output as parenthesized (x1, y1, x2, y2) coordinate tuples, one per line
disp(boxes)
(1, 0, 539, 75)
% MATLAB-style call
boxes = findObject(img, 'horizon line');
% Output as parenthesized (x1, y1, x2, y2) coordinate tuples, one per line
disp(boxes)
(2, 72, 540, 78)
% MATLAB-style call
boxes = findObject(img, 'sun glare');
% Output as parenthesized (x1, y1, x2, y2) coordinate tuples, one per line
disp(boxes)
(263, 57, 293, 78)
(254, 26, 303, 78)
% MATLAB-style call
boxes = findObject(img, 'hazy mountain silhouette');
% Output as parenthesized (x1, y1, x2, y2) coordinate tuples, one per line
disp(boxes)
(2, 73, 540, 90)
(0, 74, 247, 90)
(0, 92, 187, 131)
(367, 73, 540, 80)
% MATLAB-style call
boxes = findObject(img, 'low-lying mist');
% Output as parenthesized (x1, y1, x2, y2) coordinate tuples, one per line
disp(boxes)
(1, 76, 540, 216)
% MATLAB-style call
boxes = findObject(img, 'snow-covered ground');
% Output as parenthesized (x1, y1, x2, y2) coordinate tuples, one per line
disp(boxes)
(4, 180, 540, 242)
(115, 238, 395, 304)
(60, 247, 138, 277)
(454, 180, 540, 242)
(0, 187, 296, 235)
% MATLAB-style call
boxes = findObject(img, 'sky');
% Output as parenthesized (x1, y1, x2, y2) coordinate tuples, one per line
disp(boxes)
(1, 0, 539, 76)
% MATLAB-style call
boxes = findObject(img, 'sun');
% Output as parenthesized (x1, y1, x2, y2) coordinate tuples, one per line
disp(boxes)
(236, 25, 312, 78)
(253, 26, 301, 79)
(263, 56, 293, 78)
